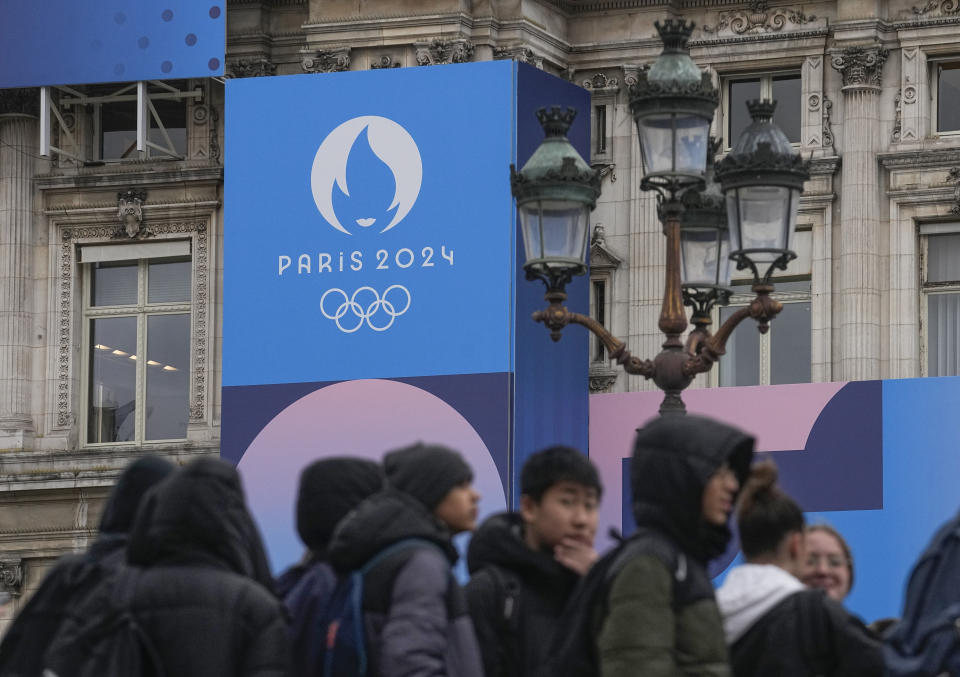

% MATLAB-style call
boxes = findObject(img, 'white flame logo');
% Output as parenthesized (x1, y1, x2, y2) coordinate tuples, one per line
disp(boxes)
(310, 116, 423, 235)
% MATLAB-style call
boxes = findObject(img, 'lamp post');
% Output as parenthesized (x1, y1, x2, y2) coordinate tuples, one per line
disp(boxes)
(511, 19, 809, 415)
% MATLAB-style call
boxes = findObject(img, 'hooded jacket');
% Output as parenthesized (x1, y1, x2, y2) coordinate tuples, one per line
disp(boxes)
(597, 415, 754, 677)
(328, 489, 483, 677)
(0, 456, 173, 677)
(465, 512, 580, 677)
(44, 457, 290, 677)
(717, 564, 883, 677)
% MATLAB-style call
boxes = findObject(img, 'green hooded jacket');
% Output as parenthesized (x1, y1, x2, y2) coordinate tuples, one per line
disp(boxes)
(597, 415, 754, 677)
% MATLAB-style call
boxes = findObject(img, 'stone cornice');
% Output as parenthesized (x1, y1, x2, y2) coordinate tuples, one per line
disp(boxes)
(878, 148, 960, 169)
(689, 28, 829, 48)
(35, 165, 223, 191)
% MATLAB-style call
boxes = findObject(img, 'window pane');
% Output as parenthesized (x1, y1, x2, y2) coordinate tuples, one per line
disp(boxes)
(593, 279, 606, 361)
(719, 305, 760, 386)
(929, 293, 960, 376)
(927, 233, 960, 283)
(772, 75, 802, 144)
(101, 101, 138, 160)
(770, 301, 812, 384)
(148, 257, 191, 303)
(938, 63, 960, 132)
(91, 261, 138, 306)
(88, 317, 138, 443)
(145, 313, 190, 440)
(728, 79, 761, 147)
(149, 98, 187, 157)
(595, 105, 607, 154)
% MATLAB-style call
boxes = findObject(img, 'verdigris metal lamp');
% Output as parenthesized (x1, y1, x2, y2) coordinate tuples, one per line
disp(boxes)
(514, 20, 810, 415)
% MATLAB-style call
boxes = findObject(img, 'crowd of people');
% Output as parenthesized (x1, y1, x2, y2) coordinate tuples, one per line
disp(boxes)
(0, 414, 956, 676)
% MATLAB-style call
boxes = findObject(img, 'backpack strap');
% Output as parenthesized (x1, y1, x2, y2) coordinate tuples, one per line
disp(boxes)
(487, 565, 522, 635)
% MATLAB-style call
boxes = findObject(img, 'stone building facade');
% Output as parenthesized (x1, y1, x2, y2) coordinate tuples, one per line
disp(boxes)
(3, 0, 960, 630)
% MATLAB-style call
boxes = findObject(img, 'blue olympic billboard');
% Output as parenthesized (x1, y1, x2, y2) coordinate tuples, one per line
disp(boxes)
(224, 62, 592, 572)
(0, 0, 225, 88)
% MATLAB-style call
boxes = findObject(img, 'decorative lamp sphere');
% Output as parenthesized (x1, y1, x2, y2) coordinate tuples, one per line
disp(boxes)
(715, 99, 810, 270)
(629, 19, 719, 194)
(510, 107, 601, 282)
(679, 146, 732, 291)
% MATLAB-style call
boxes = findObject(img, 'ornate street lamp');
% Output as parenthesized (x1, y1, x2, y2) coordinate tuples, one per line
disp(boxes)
(513, 19, 810, 415)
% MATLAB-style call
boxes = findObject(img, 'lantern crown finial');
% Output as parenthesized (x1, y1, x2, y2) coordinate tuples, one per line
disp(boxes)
(536, 106, 577, 138)
(746, 99, 777, 123)
(654, 19, 695, 54)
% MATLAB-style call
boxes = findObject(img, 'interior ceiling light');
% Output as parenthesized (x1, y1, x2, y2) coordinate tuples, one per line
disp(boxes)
(163, 365, 178, 371)
(94, 344, 111, 350)
(112, 349, 128, 356)
(147, 360, 161, 366)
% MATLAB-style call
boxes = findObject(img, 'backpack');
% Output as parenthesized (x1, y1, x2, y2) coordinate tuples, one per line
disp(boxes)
(533, 529, 695, 677)
(885, 513, 960, 677)
(310, 538, 447, 677)
(44, 569, 166, 677)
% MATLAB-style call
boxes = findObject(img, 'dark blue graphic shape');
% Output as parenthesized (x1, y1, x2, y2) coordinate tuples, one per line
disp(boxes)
(330, 127, 400, 235)
(620, 381, 884, 576)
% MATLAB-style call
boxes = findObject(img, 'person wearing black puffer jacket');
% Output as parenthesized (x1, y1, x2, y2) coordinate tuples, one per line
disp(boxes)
(465, 445, 602, 677)
(44, 457, 290, 677)
(328, 442, 484, 677)
(282, 457, 383, 676)
(716, 460, 883, 677)
(0, 456, 174, 677)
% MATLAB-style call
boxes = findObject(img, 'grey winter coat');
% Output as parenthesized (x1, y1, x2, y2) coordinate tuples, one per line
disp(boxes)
(329, 489, 484, 677)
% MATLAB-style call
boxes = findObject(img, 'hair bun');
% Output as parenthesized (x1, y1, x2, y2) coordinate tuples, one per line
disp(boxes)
(738, 460, 779, 512)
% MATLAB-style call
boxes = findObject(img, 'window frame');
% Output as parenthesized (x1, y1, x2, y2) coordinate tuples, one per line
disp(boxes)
(919, 224, 960, 376)
(930, 58, 960, 136)
(81, 252, 193, 447)
(721, 70, 802, 150)
(711, 224, 813, 387)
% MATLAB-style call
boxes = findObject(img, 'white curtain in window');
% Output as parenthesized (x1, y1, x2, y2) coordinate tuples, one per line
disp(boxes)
(929, 293, 960, 377)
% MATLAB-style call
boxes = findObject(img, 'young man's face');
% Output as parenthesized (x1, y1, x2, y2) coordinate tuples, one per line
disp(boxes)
(433, 482, 481, 534)
(520, 481, 599, 552)
(701, 463, 739, 526)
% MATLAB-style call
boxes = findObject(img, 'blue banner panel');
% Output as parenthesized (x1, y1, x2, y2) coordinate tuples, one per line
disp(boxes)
(224, 63, 516, 386)
(511, 63, 591, 498)
(0, 0, 225, 87)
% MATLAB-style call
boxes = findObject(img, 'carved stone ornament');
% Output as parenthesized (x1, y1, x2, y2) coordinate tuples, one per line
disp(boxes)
(588, 370, 618, 393)
(822, 94, 835, 148)
(370, 55, 400, 69)
(912, 0, 960, 15)
(301, 47, 351, 73)
(226, 58, 278, 79)
(0, 87, 39, 117)
(702, 0, 818, 35)
(948, 167, 960, 213)
(494, 46, 544, 70)
(589, 225, 623, 272)
(893, 89, 903, 142)
(621, 64, 647, 90)
(117, 190, 148, 239)
(0, 560, 23, 598)
(583, 72, 620, 91)
(831, 46, 888, 89)
(415, 39, 474, 66)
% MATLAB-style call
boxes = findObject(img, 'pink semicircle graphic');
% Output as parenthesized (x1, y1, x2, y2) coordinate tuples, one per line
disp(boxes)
(238, 378, 507, 573)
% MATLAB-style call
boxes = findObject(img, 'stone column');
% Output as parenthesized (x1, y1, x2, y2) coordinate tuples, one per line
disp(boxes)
(0, 89, 39, 447)
(831, 46, 888, 381)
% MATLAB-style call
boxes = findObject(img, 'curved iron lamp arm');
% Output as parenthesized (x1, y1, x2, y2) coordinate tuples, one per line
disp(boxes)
(532, 289, 655, 378)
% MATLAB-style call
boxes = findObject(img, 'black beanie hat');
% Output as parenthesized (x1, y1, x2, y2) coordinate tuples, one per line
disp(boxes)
(296, 457, 383, 551)
(384, 443, 473, 511)
(99, 455, 176, 535)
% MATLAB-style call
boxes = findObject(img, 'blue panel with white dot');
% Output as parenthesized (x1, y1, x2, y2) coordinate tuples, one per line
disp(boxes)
(0, 0, 225, 88)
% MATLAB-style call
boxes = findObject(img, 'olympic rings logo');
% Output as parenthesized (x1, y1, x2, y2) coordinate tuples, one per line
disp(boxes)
(320, 285, 412, 333)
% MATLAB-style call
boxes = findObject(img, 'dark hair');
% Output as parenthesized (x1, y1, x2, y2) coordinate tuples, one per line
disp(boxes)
(520, 445, 602, 502)
(737, 460, 804, 558)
